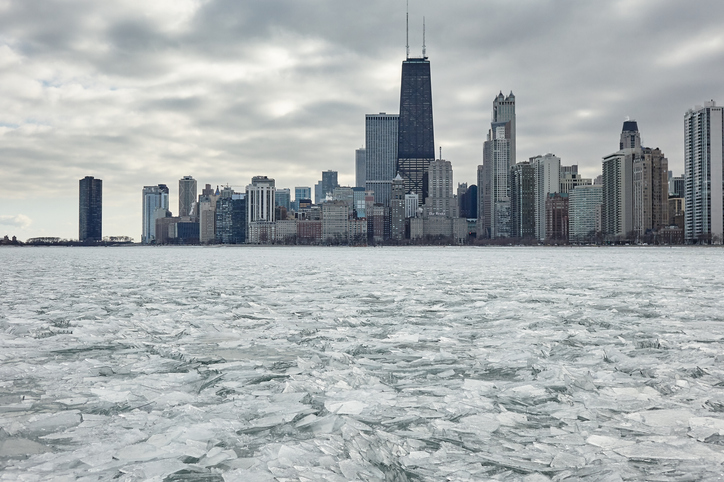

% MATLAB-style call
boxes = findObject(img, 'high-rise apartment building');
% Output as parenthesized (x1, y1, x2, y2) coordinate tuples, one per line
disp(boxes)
(79, 176, 102, 242)
(355, 148, 366, 189)
(510, 162, 535, 239)
(178, 176, 197, 218)
(685, 101, 724, 242)
(545, 193, 569, 242)
(569, 184, 603, 242)
(531, 153, 561, 241)
(397, 56, 435, 203)
(198, 185, 219, 244)
(142, 184, 170, 244)
(602, 152, 634, 238)
(247, 176, 276, 243)
(366, 113, 399, 206)
(481, 92, 516, 238)
(633, 147, 669, 236)
(216, 190, 246, 244)
(425, 158, 455, 217)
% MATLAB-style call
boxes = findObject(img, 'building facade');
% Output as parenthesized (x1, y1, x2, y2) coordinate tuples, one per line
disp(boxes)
(569, 184, 603, 242)
(397, 56, 435, 203)
(355, 148, 366, 189)
(79, 176, 102, 242)
(178, 176, 197, 218)
(510, 162, 535, 239)
(142, 184, 169, 244)
(246, 176, 276, 244)
(481, 92, 516, 238)
(365, 113, 399, 207)
(531, 154, 561, 241)
(632, 147, 669, 237)
(684, 101, 724, 243)
(425, 158, 455, 217)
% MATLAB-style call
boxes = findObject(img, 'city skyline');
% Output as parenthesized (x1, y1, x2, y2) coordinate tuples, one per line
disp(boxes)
(1, 1, 723, 240)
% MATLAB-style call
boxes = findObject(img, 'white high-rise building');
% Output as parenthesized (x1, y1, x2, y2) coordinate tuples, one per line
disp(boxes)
(365, 113, 399, 207)
(142, 184, 170, 244)
(481, 92, 516, 238)
(246, 176, 276, 243)
(685, 101, 724, 243)
(530, 153, 561, 241)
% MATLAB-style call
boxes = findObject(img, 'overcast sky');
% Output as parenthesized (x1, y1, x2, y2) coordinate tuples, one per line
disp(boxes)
(1, 0, 723, 241)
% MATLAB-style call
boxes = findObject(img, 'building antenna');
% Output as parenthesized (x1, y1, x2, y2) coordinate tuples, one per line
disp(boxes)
(406, 0, 410, 59)
(422, 16, 426, 58)
(439, 146, 442, 159)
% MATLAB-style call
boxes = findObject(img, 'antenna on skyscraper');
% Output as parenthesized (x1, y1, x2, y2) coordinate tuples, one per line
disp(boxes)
(439, 146, 442, 160)
(406, 0, 410, 59)
(422, 16, 426, 58)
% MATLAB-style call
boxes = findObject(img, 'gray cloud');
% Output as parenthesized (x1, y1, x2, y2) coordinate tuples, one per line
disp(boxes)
(1, 0, 723, 239)
(0, 214, 32, 229)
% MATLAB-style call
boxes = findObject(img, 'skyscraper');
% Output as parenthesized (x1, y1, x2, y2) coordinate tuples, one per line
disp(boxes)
(366, 113, 399, 206)
(178, 176, 197, 218)
(633, 147, 669, 237)
(79, 176, 102, 242)
(321, 171, 339, 200)
(355, 148, 366, 189)
(531, 153, 561, 241)
(397, 55, 434, 204)
(481, 92, 516, 238)
(425, 158, 455, 217)
(142, 184, 170, 244)
(685, 101, 724, 243)
(510, 162, 535, 239)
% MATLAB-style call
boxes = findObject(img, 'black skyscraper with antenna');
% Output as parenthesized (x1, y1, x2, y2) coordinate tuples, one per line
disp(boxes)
(397, 10, 435, 204)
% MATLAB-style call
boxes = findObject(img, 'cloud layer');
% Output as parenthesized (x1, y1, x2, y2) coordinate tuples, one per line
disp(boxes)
(1, 0, 723, 239)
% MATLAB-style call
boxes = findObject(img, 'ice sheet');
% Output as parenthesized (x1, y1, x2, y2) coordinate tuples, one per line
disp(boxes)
(1, 246, 724, 480)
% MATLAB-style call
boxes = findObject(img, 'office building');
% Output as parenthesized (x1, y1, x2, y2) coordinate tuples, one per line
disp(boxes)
(320, 171, 339, 202)
(560, 172, 592, 195)
(405, 193, 419, 218)
(569, 184, 603, 242)
(355, 148, 366, 189)
(366, 113, 399, 206)
(275, 188, 291, 212)
(458, 184, 477, 219)
(178, 176, 197, 218)
(79, 176, 102, 242)
(669, 176, 684, 198)
(352, 187, 366, 219)
(685, 101, 724, 243)
(397, 53, 435, 203)
(481, 92, 516, 238)
(216, 189, 246, 244)
(142, 184, 170, 244)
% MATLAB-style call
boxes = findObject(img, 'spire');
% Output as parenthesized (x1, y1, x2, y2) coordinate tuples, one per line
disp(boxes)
(422, 16, 426, 58)
(405, 0, 409, 59)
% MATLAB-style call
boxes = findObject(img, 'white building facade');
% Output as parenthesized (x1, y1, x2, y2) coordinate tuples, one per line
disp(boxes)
(685, 101, 724, 243)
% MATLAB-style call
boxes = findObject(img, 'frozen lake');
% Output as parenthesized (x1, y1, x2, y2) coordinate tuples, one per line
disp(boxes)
(1, 246, 724, 481)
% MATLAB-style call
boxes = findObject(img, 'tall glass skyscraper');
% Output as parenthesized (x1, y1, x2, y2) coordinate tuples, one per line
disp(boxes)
(79, 176, 102, 242)
(397, 56, 434, 204)
(366, 113, 398, 207)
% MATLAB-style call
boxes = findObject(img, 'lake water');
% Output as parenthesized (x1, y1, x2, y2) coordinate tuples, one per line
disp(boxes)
(1, 246, 724, 480)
